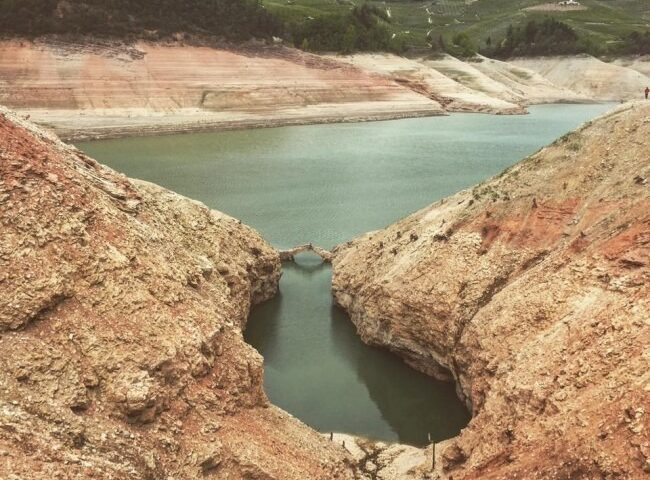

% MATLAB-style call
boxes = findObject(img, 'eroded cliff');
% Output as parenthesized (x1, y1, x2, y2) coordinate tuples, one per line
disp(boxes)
(333, 102, 649, 479)
(0, 108, 354, 479)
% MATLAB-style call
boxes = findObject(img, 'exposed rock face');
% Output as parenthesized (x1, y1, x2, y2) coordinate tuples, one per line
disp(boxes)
(333, 102, 649, 479)
(0, 108, 354, 479)
(0, 40, 443, 140)
(513, 55, 650, 101)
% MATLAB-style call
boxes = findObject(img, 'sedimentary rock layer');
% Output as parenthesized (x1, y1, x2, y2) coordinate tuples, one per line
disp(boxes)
(333, 102, 649, 479)
(0, 40, 443, 140)
(0, 107, 354, 479)
(2, 39, 644, 140)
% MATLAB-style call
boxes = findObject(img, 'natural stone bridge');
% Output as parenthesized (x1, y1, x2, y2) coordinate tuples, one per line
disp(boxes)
(279, 244, 333, 263)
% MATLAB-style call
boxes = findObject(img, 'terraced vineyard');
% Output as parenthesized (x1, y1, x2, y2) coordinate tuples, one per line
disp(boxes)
(266, 0, 649, 50)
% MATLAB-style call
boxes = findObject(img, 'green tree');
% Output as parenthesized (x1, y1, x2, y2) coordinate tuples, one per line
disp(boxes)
(451, 32, 476, 57)
(341, 25, 358, 53)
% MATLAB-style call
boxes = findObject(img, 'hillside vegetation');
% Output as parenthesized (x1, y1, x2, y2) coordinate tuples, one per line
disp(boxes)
(0, 0, 647, 56)
(292, 4, 401, 52)
(266, 0, 649, 55)
(0, 0, 281, 41)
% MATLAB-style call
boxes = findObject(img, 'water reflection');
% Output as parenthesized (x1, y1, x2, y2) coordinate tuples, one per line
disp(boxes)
(245, 257, 469, 446)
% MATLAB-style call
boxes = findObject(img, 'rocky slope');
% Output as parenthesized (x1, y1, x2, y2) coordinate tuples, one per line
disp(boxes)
(333, 102, 649, 479)
(0, 107, 355, 479)
(513, 55, 650, 101)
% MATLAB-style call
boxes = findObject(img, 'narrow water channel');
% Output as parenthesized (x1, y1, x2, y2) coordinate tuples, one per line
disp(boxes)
(79, 103, 613, 446)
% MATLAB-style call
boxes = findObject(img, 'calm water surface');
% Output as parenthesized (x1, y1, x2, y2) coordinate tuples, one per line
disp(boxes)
(79, 104, 613, 445)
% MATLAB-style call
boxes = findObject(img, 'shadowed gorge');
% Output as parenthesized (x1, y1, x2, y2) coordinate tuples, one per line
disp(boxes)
(78, 103, 614, 449)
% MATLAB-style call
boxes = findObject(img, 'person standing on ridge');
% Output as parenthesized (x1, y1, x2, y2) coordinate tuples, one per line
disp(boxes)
(646, 86, 649, 100)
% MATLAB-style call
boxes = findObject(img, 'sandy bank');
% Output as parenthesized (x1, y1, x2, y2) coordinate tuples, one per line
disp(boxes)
(612, 55, 650, 78)
(23, 104, 444, 142)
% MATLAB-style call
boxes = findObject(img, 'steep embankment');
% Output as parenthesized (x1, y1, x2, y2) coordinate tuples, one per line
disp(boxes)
(513, 55, 650, 101)
(0, 40, 443, 140)
(330, 53, 526, 114)
(333, 102, 649, 479)
(416, 54, 587, 106)
(613, 56, 650, 78)
(0, 108, 354, 479)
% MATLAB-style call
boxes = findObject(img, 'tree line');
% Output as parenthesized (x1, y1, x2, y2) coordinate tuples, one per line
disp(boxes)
(290, 4, 402, 53)
(0, 0, 281, 41)
(429, 18, 650, 58)
(0, 2, 648, 56)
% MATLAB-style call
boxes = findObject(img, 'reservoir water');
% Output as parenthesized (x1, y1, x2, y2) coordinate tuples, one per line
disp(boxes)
(79, 103, 613, 446)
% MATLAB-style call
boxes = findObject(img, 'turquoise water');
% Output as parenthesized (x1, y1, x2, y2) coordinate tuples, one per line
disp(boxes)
(79, 103, 613, 445)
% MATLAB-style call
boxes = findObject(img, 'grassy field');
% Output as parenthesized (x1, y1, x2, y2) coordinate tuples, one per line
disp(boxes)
(264, 0, 649, 51)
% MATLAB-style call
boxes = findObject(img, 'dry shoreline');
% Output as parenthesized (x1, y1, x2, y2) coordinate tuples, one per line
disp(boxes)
(38, 108, 447, 142)
(31, 99, 613, 143)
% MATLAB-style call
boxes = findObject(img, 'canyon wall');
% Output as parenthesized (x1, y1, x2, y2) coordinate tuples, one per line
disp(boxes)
(0, 107, 355, 479)
(333, 102, 649, 479)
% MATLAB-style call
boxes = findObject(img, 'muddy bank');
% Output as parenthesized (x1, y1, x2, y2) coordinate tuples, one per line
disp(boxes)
(332, 102, 650, 478)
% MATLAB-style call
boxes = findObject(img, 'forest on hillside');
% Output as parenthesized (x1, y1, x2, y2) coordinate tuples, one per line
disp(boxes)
(292, 4, 400, 53)
(0, 0, 281, 41)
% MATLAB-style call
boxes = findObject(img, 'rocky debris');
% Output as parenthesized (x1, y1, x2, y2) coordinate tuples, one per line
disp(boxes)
(0, 107, 354, 479)
(332, 102, 650, 479)
(329, 434, 431, 480)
